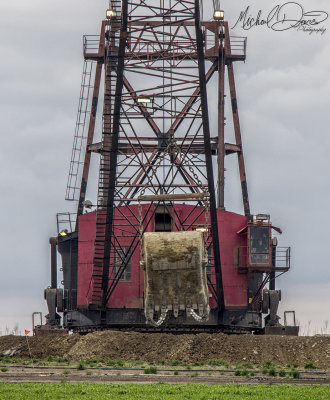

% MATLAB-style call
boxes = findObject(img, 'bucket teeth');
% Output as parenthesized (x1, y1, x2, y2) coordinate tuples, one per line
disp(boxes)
(142, 231, 210, 326)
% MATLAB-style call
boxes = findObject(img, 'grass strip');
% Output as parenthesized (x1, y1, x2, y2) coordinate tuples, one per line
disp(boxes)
(0, 383, 328, 399)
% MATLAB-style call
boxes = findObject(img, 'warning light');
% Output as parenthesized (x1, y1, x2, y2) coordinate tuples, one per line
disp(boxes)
(137, 96, 152, 104)
(106, 9, 117, 19)
(213, 10, 224, 20)
(196, 227, 208, 233)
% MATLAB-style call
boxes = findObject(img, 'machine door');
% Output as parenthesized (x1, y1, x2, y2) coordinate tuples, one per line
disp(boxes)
(249, 226, 271, 266)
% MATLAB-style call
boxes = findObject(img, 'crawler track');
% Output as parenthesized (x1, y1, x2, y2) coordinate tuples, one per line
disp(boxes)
(72, 325, 260, 335)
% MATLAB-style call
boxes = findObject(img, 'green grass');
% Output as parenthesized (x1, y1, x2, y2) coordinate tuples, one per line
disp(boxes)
(0, 383, 328, 399)
(235, 369, 250, 378)
(291, 370, 301, 379)
(76, 361, 86, 370)
(208, 359, 230, 368)
(241, 369, 249, 377)
(169, 360, 182, 366)
(279, 369, 286, 377)
(261, 367, 269, 374)
(106, 359, 125, 367)
(144, 366, 158, 374)
(262, 361, 275, 369)
(193, 361, 204, 366)
(236, 362, 254, 370)
(304, 361, 317, 369)
(56, 357, 70, 364)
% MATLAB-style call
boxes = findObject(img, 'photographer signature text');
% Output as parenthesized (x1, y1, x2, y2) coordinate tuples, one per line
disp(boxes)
(232, 2, 328, 34)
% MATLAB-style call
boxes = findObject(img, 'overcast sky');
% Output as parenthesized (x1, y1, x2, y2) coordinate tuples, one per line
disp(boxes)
(0, 0, 329, 335)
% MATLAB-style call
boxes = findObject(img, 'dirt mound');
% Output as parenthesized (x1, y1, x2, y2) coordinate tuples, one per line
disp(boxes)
(0, 332, 329, 368)
(0, 334, 79, 359)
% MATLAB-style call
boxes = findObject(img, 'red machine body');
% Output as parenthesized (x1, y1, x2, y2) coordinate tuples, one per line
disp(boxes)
(77, 207, 247, 310)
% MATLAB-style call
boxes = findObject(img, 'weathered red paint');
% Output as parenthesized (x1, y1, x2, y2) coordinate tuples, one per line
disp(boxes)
(77, 205, 248, 310)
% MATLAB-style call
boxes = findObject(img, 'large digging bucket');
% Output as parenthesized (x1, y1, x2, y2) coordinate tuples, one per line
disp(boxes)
(141, 231, 210, 326)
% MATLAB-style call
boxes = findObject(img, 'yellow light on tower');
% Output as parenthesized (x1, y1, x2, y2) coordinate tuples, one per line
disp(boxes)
(213, 9, 224, 20)
(137, 96, 152, 104)
(196, 227, 208, 233)
(106, 9, 117, 19)
(59, 229, 68, 237)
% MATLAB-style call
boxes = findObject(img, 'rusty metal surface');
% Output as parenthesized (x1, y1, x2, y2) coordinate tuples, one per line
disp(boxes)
(76, 22, 106, 223)
(139, 193, 209, 201)
(225, 23, 250, 216)
(195, 0, 224, 313)
(217, 21, 225, 210)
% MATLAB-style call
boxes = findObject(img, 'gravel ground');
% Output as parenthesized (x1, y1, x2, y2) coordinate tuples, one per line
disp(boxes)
(0, 332, 329, 368)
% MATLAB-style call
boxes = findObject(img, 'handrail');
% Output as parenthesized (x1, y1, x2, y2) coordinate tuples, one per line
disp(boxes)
(56, 212, 76, 234)
(236, 246, 291, 270)
(83, 33, 247, 58)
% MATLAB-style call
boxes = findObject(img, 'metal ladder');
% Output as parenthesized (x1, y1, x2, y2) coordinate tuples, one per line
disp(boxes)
(91, 1, 123, 305)
(65, 60, 94, 201)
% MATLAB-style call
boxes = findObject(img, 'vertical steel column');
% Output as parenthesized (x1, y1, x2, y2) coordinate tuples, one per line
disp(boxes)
(217, 22, 225, 210)
(225, 23, 250, 216)
(270, 246, 276, 290)
(195, 0, 224, 314)
(76, 22, 106, 226)
(101, 0, 128, 309)
(49, 237, 58, 289)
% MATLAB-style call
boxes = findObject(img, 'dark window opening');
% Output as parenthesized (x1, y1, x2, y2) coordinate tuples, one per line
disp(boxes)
(206, 246, 214, 280)
(112, 246, 131, 281)
(249, 226, 270, 264)
(155, 212, 172, 232)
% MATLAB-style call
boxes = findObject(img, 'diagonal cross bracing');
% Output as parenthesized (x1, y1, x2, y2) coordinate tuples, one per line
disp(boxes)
(88, 0, 227, 310)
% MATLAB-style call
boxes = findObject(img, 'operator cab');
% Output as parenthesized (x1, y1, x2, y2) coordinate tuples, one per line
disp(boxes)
(248, 214, 271, 267)
(236, 214, 285, 272)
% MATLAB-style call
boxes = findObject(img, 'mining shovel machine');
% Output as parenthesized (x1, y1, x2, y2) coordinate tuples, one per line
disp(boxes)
(40, 1, 298, 335)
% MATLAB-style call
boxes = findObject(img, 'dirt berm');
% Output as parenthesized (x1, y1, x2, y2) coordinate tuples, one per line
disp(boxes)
(0, 332, 329, 368)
